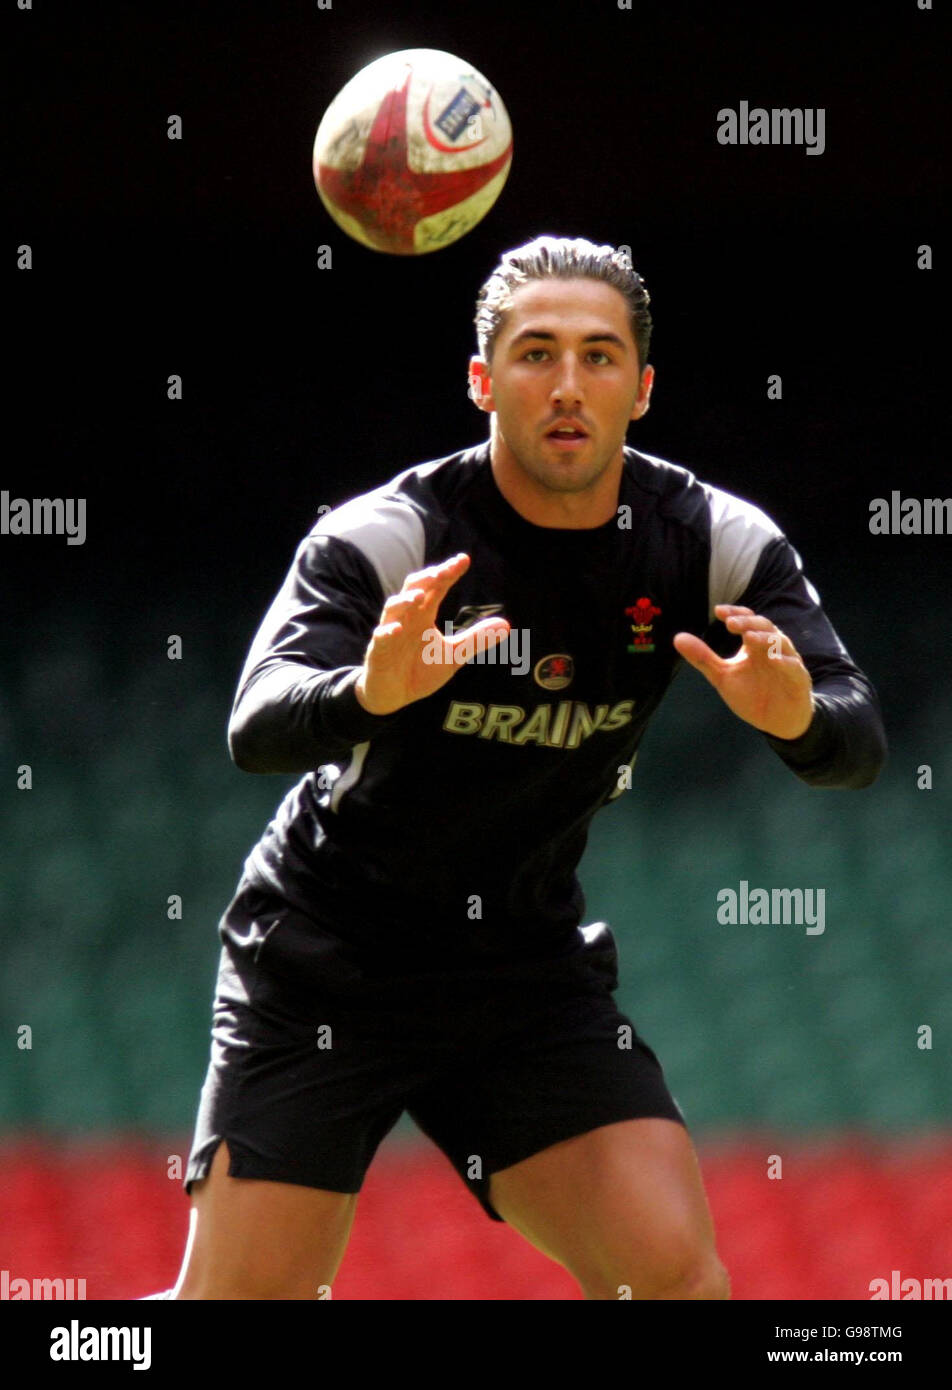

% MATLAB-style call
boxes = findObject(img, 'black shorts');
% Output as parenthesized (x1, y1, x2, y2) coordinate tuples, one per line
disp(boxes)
(185, 877, 686, 1222)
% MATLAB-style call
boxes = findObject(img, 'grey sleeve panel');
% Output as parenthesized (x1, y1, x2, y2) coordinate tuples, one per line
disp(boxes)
(733, 534, 887, 789)
(226, 491, 428, 775)
(706, 483, 785, 620)
(702, 483, 886, 788)
(312, 492, 427, 603)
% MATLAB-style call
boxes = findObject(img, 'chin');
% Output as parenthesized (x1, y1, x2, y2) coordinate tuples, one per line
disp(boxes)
(537, 466, 602, 494)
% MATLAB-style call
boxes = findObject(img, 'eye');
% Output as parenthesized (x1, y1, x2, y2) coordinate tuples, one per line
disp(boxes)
(588, 350, 612, 365)
(523, 348, 549, 362)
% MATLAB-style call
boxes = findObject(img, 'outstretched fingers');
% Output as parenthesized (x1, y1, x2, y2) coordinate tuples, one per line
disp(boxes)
(376, 553, 471, 640)
(357, 554, 476, 715)
(719, 610, 797, 664)
(379, 587, 427, 625)
(402, 553, 470, 604)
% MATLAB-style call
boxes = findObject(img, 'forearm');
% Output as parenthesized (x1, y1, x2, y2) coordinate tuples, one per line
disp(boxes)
(764, 671, 886, 789)
(228, 662, 397, 774)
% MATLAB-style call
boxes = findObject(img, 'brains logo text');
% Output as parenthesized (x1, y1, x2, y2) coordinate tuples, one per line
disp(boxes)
(443, 699, 635, 748)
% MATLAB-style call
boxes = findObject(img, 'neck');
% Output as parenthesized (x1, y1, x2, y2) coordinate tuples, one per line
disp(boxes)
(489, 428, 624, 529)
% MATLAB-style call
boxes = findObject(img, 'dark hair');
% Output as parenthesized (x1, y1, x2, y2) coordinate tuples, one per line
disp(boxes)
(474, 235, 652, 369)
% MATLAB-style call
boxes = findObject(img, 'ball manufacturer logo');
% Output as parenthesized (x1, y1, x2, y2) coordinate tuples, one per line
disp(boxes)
(426, 83, 491, 148)
(534, 654, 574, 690)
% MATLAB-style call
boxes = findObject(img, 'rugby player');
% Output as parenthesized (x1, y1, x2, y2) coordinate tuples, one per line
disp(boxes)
(156, 237, 885, 1300)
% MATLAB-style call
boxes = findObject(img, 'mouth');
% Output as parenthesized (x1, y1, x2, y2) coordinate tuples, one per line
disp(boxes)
(545, 424, 589, 450)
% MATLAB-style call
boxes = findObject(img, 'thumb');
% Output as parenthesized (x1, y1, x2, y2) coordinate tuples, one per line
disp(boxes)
(673, 631, 721, 681)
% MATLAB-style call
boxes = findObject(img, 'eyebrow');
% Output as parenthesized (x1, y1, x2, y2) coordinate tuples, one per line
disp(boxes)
(507, 328, 629, 352)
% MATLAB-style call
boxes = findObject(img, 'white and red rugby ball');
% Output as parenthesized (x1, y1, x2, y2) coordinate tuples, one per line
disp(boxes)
(313, 48, 513, 255)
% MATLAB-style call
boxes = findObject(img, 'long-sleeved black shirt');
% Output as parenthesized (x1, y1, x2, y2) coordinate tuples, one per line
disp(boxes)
(227, 440, 886, 967)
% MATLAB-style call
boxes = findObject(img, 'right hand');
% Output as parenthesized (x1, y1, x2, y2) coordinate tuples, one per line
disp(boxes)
(354, 553, 510, 716)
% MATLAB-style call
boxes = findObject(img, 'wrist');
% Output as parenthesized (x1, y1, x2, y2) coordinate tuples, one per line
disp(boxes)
(767, 693, 816, 742)
(354, 670, 374, 712)
(354, 670, 395, 717)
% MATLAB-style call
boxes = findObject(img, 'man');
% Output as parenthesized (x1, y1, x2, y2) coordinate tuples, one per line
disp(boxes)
(164, 236, 885, 1300)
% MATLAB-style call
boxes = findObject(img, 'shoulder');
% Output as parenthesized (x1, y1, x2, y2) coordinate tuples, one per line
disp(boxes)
(624, 447, 788, 615)
(298, 442, 488, 599)
(624, 446, 783, 546)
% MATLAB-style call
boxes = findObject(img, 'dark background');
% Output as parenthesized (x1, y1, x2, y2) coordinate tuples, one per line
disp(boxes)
(8, 0, 947, 899)
(9, 0, 946, 691)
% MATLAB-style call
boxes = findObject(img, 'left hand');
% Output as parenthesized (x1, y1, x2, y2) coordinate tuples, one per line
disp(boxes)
(672, 605, 815, 740)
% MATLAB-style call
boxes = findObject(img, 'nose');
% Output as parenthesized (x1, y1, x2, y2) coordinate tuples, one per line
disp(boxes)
(550, 352, 583, 409)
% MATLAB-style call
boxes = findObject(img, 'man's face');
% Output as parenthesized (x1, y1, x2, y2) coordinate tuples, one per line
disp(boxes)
(469, 277, 653, 496)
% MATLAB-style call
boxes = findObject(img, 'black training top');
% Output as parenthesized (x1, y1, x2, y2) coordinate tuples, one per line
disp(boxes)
(226, 440, 886, 964)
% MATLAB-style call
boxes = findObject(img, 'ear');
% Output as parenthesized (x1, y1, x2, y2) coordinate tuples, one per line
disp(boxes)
(630, 363, 655, 420)
(468, 356, 494, 410)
